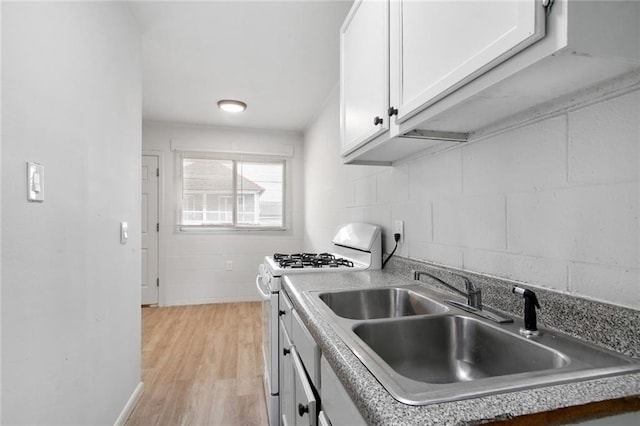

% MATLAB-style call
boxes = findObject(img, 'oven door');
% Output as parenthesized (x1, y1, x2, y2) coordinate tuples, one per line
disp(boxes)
(256, 266, 279, 396)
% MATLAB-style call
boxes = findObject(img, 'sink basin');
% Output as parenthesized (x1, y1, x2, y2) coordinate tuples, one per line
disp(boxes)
(307, 285, 640, 405)
(353, 315, 568, 384)
(318, 287, 448, 320)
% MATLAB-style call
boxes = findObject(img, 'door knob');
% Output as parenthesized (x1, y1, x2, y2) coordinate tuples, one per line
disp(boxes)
(373, 116, 383, 126)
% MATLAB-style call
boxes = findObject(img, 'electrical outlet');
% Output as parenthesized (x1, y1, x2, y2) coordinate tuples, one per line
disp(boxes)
(226, 260, 233, 271)
(394, 220, 404, 243)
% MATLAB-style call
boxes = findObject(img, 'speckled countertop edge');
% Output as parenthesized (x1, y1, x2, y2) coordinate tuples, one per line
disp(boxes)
(283, 270, 640, 426)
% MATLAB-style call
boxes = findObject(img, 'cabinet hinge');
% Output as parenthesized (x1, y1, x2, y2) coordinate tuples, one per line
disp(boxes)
(156, 278, 159, 287)
(156, 223, 159, 232)
(156, 168, 159, 177)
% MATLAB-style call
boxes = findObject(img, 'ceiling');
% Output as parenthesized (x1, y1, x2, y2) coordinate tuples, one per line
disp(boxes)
(128, 0, 353, 132)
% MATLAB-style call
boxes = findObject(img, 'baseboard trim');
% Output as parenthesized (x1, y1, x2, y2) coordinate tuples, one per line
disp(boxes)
(162, 296, 261, 307)
(114, 381, 144, 426)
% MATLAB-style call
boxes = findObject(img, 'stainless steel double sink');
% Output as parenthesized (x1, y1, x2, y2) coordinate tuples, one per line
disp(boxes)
(308, 285, 640, 405)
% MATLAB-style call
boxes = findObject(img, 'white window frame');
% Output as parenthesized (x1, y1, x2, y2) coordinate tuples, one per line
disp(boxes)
(175, 152, 288, 232)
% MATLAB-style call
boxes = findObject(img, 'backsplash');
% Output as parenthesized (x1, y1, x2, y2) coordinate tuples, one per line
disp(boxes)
(386, 255, 640, 359)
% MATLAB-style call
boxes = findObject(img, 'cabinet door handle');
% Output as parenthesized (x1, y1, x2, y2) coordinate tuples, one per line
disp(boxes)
(283, 347, 291, 356)
(279, 309, 285, 316)
(298, 403, 309, 417)
(373, 116, 383, 126)
(388, 106, 398, 117)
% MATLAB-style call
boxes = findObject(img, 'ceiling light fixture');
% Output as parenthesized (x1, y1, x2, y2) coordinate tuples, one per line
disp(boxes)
(217, 99, 247, 113)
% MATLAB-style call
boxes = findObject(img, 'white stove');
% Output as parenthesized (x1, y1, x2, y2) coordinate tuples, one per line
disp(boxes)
(263, 222, 382, 284)
(255, 223, 382, 425)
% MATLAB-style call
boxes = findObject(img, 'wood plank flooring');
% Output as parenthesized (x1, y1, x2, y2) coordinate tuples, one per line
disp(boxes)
(126, 302, 268, 426)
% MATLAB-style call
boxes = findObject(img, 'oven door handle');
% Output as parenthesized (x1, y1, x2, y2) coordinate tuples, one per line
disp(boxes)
(256, 274, 271, 300)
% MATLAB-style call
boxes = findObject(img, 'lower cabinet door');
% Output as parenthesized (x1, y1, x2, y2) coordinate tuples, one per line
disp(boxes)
(318, 410, 332, 426)
(292, 347, 317, 426)
(292, 310, 321, 388)
(320, 357, 366, 425)
(280, 319, 295, 426)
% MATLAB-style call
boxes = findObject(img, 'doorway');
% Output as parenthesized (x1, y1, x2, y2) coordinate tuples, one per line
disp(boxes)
(141, 154, 159, 305)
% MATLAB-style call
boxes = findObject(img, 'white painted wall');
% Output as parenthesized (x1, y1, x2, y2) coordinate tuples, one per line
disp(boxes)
(1, 2, 141, 424)
(143, 121, 304, 305)
(303, 85, 640, 310)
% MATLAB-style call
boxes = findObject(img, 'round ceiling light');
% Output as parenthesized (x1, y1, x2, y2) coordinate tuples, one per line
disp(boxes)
(217, 99, 247, 113)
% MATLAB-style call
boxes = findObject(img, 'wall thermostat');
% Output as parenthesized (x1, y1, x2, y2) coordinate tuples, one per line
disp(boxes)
(27, 162, 45, 202)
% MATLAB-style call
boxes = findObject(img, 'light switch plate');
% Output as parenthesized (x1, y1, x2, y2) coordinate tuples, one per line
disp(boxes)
(27, 162, 45, 202)
(120, 222, 128, 244)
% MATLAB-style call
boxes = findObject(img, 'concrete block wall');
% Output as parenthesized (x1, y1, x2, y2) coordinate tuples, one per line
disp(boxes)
(303, 87, 639, 309)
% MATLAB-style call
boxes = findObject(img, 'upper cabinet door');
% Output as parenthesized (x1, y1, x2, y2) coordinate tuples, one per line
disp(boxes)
(340, 0, 389, 154)
(393, 0, 545, 124)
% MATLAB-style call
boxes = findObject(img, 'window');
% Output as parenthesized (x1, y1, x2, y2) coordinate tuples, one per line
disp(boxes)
(177, 155, 286, 230)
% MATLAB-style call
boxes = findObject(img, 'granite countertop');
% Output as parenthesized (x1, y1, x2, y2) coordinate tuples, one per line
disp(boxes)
(283, 270, 640, 425)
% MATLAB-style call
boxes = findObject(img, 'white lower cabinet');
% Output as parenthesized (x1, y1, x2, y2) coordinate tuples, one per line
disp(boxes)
(280, 290, 320, 426)
(280, 290, 294, 332)
(280, 319, 295, 426)
(317, 411, 331, 426)
(292, 347, 318, 426)
(292, 310, 321, 387)
(280, 288, 367, 425)
(320, 357, 367, 426)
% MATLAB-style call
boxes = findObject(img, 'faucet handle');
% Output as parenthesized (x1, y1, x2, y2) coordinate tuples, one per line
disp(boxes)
(460, 275, 480, 293)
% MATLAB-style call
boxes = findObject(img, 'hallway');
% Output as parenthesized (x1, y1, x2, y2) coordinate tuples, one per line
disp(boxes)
(126, 303, 267, 425)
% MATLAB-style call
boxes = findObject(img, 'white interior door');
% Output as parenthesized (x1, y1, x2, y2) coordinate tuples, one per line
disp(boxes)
(141, 155, 159, 305)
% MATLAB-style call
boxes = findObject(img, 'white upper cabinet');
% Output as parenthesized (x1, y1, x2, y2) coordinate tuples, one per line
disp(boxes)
(341, 0, 640, 165)
(340, 0, 389, 155)
(392, 0, 544, 124)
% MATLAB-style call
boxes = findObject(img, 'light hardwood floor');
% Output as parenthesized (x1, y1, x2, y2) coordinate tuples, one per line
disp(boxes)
(126, 302, 268, 426)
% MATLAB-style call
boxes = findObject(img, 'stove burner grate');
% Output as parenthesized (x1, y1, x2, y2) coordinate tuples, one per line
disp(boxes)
(274, 252, 354, 269)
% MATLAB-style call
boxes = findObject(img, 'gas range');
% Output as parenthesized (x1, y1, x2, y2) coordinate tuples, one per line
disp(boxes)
(256, 223, 382, 426)
(262, 223, 382, 289)
(263, 251, 369, 279)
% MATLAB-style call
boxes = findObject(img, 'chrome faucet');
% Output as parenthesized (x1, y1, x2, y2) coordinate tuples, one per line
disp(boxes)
(412, 269, 512, 324)
(412, 270, 482, 310)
